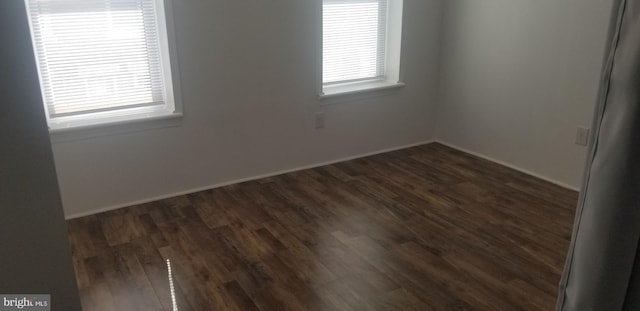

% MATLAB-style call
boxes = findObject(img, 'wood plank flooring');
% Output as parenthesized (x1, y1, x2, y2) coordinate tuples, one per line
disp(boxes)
(67, 143, 578, 310)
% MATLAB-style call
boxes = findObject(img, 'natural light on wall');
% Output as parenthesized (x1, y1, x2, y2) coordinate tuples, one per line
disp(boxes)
(25, 0, 176, 130)
(321, 0, 403, 97)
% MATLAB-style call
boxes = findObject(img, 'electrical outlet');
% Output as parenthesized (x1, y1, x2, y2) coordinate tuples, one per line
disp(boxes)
(315, 112, 325, 129)
(575, 127, 590, 146)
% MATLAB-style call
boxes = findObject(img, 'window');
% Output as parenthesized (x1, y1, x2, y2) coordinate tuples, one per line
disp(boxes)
(322, 0, 403, 97)
(25, 0, 178, 130)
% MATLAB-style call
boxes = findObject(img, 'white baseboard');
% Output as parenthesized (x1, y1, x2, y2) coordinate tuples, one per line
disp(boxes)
(435, 141, 580, 192)
(64, 139, 436, 219)
(66, 138, 581, 219)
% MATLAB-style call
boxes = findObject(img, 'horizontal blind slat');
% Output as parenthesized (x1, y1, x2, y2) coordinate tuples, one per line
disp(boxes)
(322, 0, 387, 84)
(27, 0, 167, 118)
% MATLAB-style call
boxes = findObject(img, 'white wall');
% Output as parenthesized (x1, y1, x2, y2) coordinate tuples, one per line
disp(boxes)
(53, 0, 444, 218)
(436, 0, 614, 189)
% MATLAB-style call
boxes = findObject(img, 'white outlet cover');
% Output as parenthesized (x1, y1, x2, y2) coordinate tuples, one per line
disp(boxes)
(576, 127, 590, 146)
(315, 112, 325, 129)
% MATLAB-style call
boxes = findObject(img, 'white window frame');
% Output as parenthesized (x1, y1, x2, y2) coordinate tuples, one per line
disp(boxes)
(320, 0, 404, 99)
(24, 0, 182, 133)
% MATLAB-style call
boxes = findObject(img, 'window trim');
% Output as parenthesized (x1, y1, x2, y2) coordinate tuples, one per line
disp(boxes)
(319, 0, 404, 99)
(320, 80, 404, 99)
(24, 0, 183, 134)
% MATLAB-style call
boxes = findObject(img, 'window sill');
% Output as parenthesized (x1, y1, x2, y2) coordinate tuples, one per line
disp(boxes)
(50, 112, 183, 143)
(320, 80, 405, 103)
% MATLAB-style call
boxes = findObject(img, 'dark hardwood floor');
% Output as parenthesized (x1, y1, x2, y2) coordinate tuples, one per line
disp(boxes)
(67, 143, 578, 310)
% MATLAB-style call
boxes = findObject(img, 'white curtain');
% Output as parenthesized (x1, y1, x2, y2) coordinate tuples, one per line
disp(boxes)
(557, 0, 640, 309)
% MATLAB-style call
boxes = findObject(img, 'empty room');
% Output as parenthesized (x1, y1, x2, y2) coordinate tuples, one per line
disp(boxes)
(2, 0, 639, 310)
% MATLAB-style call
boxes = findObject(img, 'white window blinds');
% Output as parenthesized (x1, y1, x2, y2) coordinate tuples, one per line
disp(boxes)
(26, 0, 175, 128)
(322, 0, 388, 85)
